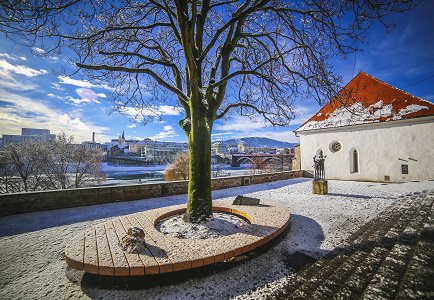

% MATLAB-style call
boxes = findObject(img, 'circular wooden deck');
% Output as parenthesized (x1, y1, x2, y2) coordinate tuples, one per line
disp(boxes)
(64, 200, 290, 276)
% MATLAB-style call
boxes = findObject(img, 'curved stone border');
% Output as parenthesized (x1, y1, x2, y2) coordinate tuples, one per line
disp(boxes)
(64, 200, 290, 276)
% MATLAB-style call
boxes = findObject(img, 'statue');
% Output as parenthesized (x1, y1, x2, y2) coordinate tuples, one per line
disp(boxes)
(313, 153, 326, 181)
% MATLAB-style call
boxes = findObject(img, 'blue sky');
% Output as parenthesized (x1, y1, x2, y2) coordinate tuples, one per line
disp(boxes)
(0, 1, 433, 144)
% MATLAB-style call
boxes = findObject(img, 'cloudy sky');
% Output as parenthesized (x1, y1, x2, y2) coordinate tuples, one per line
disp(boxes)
(0, 1, 433, 144)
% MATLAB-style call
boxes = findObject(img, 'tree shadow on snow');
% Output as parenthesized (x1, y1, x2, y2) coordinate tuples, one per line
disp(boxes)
(73, 213, 325, 300)
(327, 192, 392, 200)
(0, 178, 310, 237)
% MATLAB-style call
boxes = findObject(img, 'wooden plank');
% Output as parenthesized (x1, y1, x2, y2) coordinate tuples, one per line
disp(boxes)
(64, 232, 85, 271)
(83, 228, 99, 274)
(112, 218, 145, 275)
(132, 213, 194, 272)
(104, 221, 130, 276)
(94, 224, 114, 276)
(139, 211, 208, 268)
(121, 215, 173, 274)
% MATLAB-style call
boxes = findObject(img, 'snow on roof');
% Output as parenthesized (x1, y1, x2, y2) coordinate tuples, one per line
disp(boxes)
(296, 72, 434, 132)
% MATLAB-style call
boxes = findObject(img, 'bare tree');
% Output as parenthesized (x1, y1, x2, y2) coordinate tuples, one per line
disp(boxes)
(0, 0, 415, 221)
(71, 145, 106, 188)
(40, 134, 105, 189)
(0, 136, 105, 194)
(0, 140, 48, 192)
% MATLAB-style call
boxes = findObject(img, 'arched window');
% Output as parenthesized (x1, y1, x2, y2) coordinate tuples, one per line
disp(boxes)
(351, 149, 359, 173)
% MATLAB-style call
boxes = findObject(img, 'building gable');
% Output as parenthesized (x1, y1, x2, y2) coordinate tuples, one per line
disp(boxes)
(296, 72, 434, 132)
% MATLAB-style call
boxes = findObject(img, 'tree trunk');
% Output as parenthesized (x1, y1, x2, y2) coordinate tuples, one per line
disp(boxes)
(184, 113, 213, 223)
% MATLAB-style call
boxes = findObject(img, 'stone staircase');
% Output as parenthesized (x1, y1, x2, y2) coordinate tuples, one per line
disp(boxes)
(269, 190, 434, 300)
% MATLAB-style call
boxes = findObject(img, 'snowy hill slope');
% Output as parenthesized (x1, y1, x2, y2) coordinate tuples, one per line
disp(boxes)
(221, 137, 297, 148)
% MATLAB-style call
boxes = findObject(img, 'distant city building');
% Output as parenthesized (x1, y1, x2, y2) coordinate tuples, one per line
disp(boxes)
(237, 141, 250, 153)
(81, 132, 107, 152)
(211, 142, 228, 156)
(227, 144, 239, 154)
(128, 138, 188, 164)
(21, 128, 51, 136)
(1, 127, 56, 146)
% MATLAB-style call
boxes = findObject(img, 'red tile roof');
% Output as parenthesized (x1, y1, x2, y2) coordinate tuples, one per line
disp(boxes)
(296, 72, 434, 132)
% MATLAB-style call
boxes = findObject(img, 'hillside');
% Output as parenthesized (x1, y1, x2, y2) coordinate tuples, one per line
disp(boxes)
(221, 137, 297, 148)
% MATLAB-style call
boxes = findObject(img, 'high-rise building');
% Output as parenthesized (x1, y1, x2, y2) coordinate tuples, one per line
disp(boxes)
(1, 128, 56, 146)
(21, 128, 51, 136)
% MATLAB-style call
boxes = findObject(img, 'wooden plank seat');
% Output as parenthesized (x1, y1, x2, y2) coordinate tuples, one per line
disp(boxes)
(64, 200, 291, 276)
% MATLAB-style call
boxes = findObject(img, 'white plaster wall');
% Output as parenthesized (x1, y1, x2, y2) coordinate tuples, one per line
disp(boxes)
(299, 120, 434, 182)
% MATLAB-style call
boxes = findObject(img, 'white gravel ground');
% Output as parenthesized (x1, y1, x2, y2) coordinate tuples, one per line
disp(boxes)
(0, 178, 433, 300)
(157, 212, 249, 239)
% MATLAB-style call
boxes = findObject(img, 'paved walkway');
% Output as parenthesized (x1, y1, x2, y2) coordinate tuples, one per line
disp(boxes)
(269, 190, 434, 299)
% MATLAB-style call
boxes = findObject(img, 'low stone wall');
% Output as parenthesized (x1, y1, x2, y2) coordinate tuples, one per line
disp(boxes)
(0, 170, 303, 216)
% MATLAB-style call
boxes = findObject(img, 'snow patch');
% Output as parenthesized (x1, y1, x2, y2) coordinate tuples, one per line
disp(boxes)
(298, 100, 430, 131)
(399, 104, 429, 115)
(156, 212, 249, 239)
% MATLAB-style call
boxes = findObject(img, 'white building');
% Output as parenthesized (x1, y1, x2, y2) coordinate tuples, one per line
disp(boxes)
(211, 141, 228, 156)
(295, 72, 434, 182)
(128, 138, 188, 164)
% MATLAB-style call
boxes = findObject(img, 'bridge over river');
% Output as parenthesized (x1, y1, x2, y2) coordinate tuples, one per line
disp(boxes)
(230, 153, 293, 167)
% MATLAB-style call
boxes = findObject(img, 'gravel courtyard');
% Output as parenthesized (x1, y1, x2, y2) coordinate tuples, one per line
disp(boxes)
(0, 178, 433, 299)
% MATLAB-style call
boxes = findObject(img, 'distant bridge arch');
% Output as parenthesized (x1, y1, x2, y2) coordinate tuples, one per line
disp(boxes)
(230, 153, 293, 167)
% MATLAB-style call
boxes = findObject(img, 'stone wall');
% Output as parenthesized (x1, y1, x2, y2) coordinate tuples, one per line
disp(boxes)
(292, 145, 301, 171)
(0, 170, 303, 216)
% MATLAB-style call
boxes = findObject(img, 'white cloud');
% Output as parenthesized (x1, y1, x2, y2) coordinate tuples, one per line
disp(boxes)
(253, 130, 300, 143)
(0, 60, 41, 91)
(0, 91, 111, 143)
(0, 59, 48, 77)
(57, 75, 115, 91)
(58, 75, 95, 88)
(97, 93, 107, 98)
(47, 92, 101, 106)
(214, 106, 314, 133)
(159, 105, 183, 115)
(51, 82, 65, 91)
(214, 115, 266, 131)
(67, 96, 97, 105)
(291, 106, 316, 125)
(75, 88, 101, 104)
(31, 47, 47, 55)
(119, 105, 183, 119)
(0, 53, 27, 61)
(127, 124, 137, 128)
(146, 125, 179, 140)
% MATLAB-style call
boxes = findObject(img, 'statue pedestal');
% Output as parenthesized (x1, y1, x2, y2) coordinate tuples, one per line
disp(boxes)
(312, 180, 328, 195)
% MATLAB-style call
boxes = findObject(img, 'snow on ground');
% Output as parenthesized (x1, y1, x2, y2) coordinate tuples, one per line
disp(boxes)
(0, 179, 433, 300)
(157, 212, 250, 239)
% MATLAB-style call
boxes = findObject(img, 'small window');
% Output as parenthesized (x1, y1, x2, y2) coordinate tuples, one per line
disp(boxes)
(330, 141, 342, 153)
(401, 164, 408, 174)
(352, 149, 358, 172)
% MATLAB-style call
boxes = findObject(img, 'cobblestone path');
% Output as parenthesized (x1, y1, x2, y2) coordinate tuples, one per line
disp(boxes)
(269, 190, 434, 299)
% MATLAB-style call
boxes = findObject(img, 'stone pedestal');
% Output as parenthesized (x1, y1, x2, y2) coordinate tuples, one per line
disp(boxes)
(312, 180, 328, 195)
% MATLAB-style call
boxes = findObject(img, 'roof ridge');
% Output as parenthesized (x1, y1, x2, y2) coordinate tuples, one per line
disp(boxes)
(361, 72, 432, 105)
(294, 72, 434, 133)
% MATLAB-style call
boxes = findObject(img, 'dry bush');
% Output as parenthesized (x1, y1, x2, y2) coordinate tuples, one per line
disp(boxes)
(164, 152, 189, 181)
